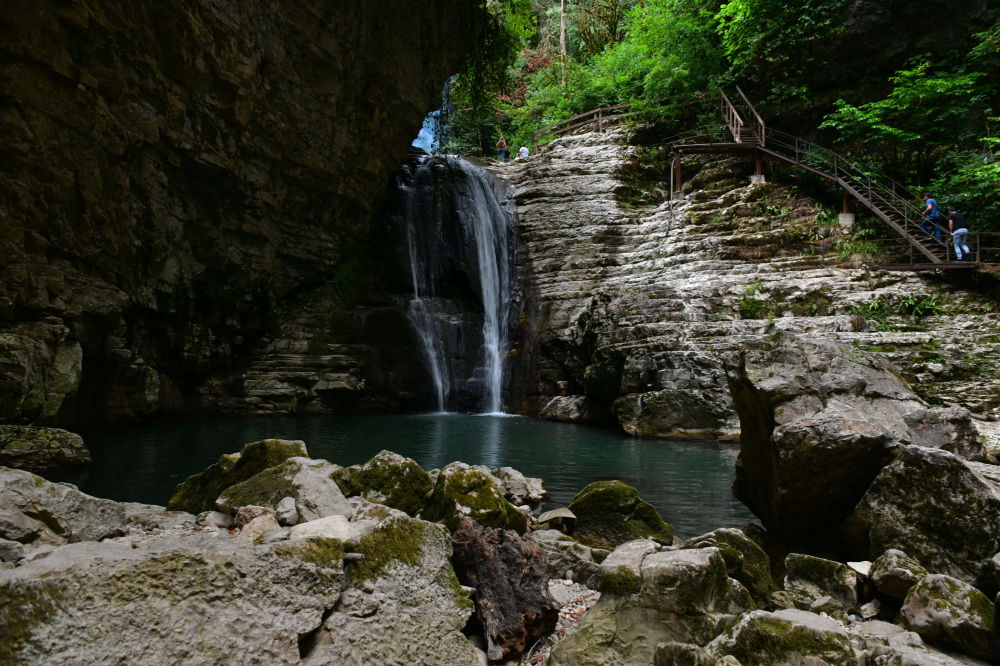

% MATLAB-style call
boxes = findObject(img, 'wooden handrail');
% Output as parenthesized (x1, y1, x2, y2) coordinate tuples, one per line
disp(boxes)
(533, 103, 637, 146)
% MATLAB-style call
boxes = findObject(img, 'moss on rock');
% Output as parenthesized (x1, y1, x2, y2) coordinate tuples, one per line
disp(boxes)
(347, 517, 431, 586)
(0, 580, 65, 663)
(337, 450, 433, 516)
(707, 609, 861, 664)
(167, 439, 307, 513)
(684, 528, 775, 607)
(421, 462, 528, 534)
(568, 480, 674, 550)
(598, 564, 643, 595)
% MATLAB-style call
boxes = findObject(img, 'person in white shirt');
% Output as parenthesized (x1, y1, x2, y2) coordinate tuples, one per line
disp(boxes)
(518, 146, 529, 159)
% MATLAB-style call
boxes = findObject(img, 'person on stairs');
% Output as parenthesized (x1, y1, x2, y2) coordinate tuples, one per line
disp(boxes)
(948, 207, 971, 261)
(921, 193, 943, 243)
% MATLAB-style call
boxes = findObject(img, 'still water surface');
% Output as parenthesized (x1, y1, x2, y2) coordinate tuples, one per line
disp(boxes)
(78, 413, 754, 537)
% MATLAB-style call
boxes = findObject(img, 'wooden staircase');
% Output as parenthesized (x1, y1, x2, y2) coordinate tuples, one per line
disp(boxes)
(717, 88, 962, 268)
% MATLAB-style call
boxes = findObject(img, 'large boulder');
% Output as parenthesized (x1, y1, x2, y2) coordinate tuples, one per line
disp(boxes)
(216, 456, 352, 522)
(0, 320, 82, 422)
(547, 545, 753, 666)
(334, 449, 433, 516)
(531, 529, 603, 587)
(421, 461, 528, 533)
(683, 528, 775, 607)
(847, 446, 1000, 583)
(703, 608, 865, 665)
(871, 549, 929, 604)
(301, 515, 483, 665)
(724, 333, 983, 549)
(452, 519, 559, 662)
(782, 553, 859, 612)
(0, 425, 90, 478)
(0, 467, 126, 546)
(0, 532, 345, 664)
(900, 574, 995, 661)
(166, 439, 308, 514)
(567, 480, 674, 550)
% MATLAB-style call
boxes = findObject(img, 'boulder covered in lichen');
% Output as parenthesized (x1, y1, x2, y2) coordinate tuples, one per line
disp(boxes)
(900, 574, 995, 661)
(703, 608, 865, 664)
(547, 544, 752, 666)
(303, 515, 484, 664)
(871, 549, 929, 604)
(167, 439, 309, 514)
(421, 461, 528, 534)
(683, 528, 775, 607)
(0, 532, 345, 664)
(848, 445, 1000, 583)
(724, 332, 984, 551)
(782, 553, 859, 613)
(567, 479, 674, 550)
(0, 425, 91, 478)
(216, 456, 351, 522)
(334, 449, 433, 516)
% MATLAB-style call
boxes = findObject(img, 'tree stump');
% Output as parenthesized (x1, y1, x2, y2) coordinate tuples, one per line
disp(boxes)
(451, 518, 560, 662)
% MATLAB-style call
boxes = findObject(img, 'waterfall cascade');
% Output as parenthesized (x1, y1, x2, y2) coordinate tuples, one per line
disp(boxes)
(394, 152, 514, 413)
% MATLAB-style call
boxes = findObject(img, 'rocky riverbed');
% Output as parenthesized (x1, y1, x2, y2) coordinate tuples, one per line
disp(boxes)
(4, 332, 1000, 664)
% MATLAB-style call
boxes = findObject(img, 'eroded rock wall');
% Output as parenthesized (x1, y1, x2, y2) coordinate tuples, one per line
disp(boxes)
(505, 129, 1000, 438)
(0, 1, 478, 424)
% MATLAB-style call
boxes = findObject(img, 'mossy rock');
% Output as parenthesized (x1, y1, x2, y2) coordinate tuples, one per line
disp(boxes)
(706, 609, 863, 664)
(568, 480, 674, 550)
(684, 528, 775, 607)
(345, 516, 427, 586)
(167, 439, 308, 514)
(421, 462, 528, 534)
(901, 574, 995, 661)
(783, 553, 858, 611)
(336, 450, 433, 516)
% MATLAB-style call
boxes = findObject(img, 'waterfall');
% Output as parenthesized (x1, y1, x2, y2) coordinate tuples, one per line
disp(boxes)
(395, 152, 514, 413)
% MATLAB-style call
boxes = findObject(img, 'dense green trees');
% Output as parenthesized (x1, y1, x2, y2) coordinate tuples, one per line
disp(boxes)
(445, 0, 999, 230)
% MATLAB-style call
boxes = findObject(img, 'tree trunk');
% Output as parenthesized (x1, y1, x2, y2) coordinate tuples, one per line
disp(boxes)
(560, 0, 568, 93)
(451, 518, 560, 663)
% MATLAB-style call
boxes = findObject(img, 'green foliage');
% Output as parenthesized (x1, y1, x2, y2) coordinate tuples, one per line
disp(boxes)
(851, 295, 942, 332)
(716, 0, 851, 103)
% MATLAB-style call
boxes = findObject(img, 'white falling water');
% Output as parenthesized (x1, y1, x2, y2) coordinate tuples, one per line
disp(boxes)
(398, 154, 512, 414)
(459, 161, 511, 414)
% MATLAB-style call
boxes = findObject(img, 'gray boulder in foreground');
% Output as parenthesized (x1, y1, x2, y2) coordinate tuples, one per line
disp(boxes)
(0, 467, 125, 546)
(900, 574, 995, 661)
(724, 332, 984, 548)
(0, 425, 90, 478)
(0, 532, 345, 665)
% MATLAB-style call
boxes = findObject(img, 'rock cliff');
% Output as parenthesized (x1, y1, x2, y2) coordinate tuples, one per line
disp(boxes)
(0, 0, 480, 424)
(503, 128, 1000, 438)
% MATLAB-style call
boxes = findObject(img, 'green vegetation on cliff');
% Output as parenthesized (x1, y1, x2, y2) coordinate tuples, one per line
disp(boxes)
(450, 0, 999, 229)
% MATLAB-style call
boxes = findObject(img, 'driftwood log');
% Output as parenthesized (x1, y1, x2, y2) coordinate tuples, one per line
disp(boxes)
(451, 518, 560, 662)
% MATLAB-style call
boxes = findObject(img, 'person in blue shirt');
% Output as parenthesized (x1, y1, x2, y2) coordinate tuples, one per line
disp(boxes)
(921, 193, 943, 242)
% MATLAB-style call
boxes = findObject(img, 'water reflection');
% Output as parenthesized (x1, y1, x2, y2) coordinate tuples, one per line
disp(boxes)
(79, 413, 754, 537)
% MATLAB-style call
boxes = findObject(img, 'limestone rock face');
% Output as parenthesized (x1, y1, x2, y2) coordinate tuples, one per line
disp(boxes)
(900, 574, 995, 661)
(421, 461, 529, 534)
(0, 0, 482, 425)
(335, 449, 434, 516)
(0, 533, 344, 665)
(0, 425, 90, 478)
(530, 529, 603, 587)
(303, 516, 483, 665)
(547, 545, 753, 666)
(849, 446, 1000, 583)
(0, 467, 126, 547)
(567, 479, 674, 550)
(167, 439, 308, 514)
(0, 320, 82, 422)
(504, 129, 1000, 438)
(724, 332, 981, 547)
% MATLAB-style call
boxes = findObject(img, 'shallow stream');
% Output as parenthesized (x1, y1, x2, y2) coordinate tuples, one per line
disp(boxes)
(78, 413, 754, 538)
